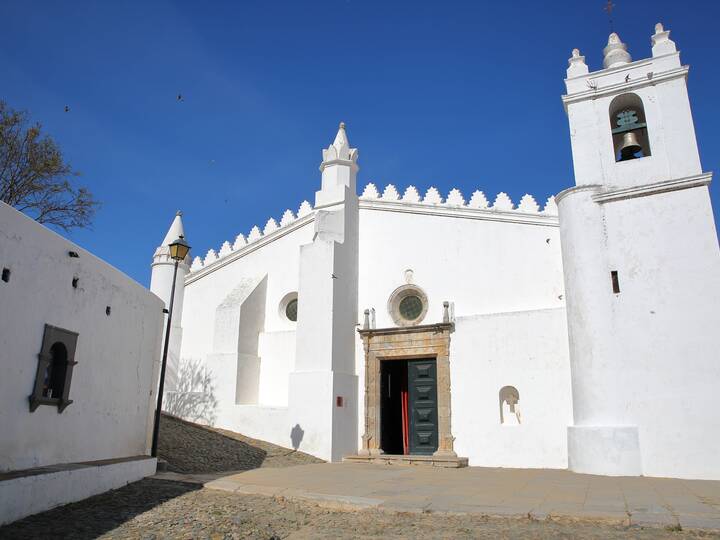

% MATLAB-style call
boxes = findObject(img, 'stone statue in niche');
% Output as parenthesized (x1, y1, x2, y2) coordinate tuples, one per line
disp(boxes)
(499, 386, 521, 425)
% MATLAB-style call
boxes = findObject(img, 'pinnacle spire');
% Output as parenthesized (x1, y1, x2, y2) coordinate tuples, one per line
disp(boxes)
(332, 121, 350, 154)
(603, 32, 632, 69)
(161, 212, 185, 246)
(321, 121, 358, 165)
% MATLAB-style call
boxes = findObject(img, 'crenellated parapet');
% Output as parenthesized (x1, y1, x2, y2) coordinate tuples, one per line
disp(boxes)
(359, 183, 558, 215)
(188, 199, 315, 275)
(188, 183, 559, 277)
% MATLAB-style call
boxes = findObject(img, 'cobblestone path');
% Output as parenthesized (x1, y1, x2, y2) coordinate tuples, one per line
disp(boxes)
(157, 414, 323, 474)
(2, 477, 719, 539)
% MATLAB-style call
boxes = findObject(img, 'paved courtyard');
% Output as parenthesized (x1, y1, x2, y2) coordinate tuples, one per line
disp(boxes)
(2, 476, 720, 539)
(197, 462, 720, 531)
(3, 416, 720, 538)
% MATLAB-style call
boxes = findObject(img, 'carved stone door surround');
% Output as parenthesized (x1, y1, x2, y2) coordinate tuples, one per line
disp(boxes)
(357, 322, 456, 457)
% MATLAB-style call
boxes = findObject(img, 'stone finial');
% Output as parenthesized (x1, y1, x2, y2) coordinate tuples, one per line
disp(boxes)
(445, 188, 466, 207)
(402, 185, 421, 203)
(492, 192, 514, 211)
(280, 209, 296, 226)
(363, 309, 370, 330)
(443, 301, 450, 324)
(321, 121, 358, 166)
(233, 233, 247, 250)
(190, 256, 203, 272)
(651, 22, 676, 57)
(468, 190, 489, 209)
(361, 183, 380, 199)
(423, 187, 443, 205)
(297, 200, 313, 217)
(203, 249, 218, 266)
(517, 194, 540, 213)
(247, 225, 263, 243)
(381, 184, 400, 201)
(567, 48, 589, 78)
(218, 240, 232, 258)
(263, 218, 279, 235)
(542, 195, 558, 216)
(603, 32, 632, 69)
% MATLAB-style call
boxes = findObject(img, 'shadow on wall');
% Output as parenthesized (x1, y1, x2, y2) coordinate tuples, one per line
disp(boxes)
(164, 358, 219, 426)
(290, 424, 304, 450)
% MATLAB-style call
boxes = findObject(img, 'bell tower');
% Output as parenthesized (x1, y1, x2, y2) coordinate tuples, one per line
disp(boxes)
(557, 25, 720, 479)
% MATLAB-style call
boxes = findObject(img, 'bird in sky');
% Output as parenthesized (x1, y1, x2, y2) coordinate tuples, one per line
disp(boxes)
(177, 93, 184, 102)
(64, 105, 70, 112)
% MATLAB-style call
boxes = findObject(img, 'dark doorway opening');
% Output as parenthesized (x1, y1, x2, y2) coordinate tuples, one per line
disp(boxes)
(380, 360, 407, 455)
(380, 358, 439, 456)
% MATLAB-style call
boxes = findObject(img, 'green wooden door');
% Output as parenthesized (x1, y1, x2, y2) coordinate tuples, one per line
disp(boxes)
(408, 358, 439, 455)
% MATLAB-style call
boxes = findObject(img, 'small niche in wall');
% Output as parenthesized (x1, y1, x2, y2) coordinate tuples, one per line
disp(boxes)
(611, 271, 621, 294)
(106, 306, 111, 316)
(72, 277, 79, 289)
(29, 324, 79, 413)
(499, 386, 521, 425)
(1, 268, 9, 283)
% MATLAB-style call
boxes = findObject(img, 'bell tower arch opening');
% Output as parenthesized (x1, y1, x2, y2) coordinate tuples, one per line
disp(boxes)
(609, 93, 650, 162)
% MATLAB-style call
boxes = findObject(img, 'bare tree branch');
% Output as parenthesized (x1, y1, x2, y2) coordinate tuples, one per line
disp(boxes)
(0, 100, 99, 230)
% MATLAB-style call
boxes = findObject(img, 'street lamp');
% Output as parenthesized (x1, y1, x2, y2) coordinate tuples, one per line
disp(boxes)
(151, 234, 191, 458)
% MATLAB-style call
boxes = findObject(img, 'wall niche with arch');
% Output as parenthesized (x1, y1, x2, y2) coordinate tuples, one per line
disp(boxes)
(499, 385, 521, 425)
(29, 324, 79, 413)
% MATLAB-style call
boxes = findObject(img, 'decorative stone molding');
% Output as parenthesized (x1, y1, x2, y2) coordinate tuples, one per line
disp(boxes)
(357, 322, 457, 459)
(591, 172, 712, 204)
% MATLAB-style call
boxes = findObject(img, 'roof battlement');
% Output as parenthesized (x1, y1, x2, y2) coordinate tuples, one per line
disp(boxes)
(187, 183, 558, 280)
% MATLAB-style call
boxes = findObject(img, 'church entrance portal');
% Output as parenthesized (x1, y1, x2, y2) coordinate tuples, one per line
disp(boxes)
(352, 321, 468, 466)
(380, 358, 439, 455)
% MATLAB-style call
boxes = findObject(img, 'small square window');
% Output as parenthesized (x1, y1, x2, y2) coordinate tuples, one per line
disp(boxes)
(29, 325, 79, 413)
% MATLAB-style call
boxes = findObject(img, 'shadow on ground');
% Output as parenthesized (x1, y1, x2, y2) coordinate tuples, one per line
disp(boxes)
(158, 413, 322, 474)
(0, 478, 200, 540)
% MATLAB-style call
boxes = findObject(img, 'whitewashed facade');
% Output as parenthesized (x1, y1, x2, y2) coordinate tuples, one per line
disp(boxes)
(154, 24, 720, 479)
(0, 202, 163, 524)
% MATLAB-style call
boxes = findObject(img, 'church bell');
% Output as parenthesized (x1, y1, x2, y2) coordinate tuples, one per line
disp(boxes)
(619, 131, 642, 160)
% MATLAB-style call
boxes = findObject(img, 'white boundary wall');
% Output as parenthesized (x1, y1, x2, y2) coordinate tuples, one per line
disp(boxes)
(0, 457, 157, 526)
(0, 202, 162, 475)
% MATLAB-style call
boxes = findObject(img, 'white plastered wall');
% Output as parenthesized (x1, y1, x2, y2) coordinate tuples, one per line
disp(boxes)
(178, 219, 314, 449)
(357, 205, 572, 468)
(0, 202, 163, 472)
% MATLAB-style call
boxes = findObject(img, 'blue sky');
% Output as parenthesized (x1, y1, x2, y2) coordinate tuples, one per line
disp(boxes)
(2, 0, 718, 286)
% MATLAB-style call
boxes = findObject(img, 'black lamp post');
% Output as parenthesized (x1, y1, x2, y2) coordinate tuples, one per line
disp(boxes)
(151, 234, 191, 458)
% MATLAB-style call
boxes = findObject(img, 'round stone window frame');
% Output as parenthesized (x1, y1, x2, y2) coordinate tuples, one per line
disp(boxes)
(387, 284, 429, 327)
(279, 292, 299, 323)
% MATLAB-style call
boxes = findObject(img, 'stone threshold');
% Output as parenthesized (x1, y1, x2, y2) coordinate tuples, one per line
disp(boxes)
(0, 455, 151, 482)
(343, 454, 468, 468)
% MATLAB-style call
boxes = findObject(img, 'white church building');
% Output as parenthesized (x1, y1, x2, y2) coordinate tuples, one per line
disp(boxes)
(151, 24, 720, 480)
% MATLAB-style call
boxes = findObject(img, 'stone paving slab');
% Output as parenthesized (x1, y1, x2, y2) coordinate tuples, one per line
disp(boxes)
(199, 462, 720, 530)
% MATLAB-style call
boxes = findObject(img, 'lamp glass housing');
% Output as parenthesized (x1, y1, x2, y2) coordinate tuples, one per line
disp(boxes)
(168, 236, 190, 261)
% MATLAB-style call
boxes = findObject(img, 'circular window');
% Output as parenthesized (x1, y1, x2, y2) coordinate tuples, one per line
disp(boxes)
(399, 295, 423, 321)
(285, 298, 298, 322)
(388, 284, 428, 327)
(279, 292, 299, 323)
